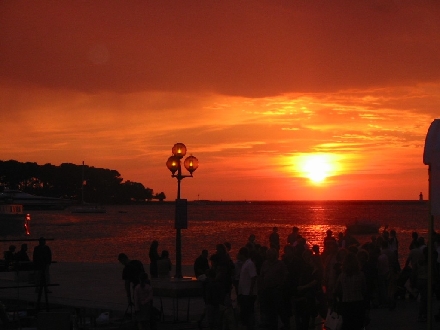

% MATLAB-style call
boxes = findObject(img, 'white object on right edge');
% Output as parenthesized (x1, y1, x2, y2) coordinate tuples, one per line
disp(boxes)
(423, 119, 440, 216)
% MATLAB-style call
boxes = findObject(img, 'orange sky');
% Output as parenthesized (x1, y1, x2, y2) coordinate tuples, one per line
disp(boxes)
(1, 1, 439, 201)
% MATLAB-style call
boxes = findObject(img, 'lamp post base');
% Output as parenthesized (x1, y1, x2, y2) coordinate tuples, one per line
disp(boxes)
(174, 228, 182, 278)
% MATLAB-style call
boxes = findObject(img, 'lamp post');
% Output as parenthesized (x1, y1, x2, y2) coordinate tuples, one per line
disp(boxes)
(166, 143, 199, 278)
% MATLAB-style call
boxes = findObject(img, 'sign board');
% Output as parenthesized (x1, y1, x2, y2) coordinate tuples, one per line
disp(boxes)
(424, 119, 440, 215)
(175, 199, 188, 229)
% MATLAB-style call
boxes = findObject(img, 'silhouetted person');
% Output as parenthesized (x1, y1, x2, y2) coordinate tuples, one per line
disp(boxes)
(247, 234, 257, 250)
(269, 227, 280, 251)
(194, 249, 209, 278)
(148, 241, 160, 278)
(118, 253, 145, 308)
(337, 231, 345, 248)
(287, 226, 300, 246)
(260, 248, 289, 330)
(409, 231, 419, 250)
(237, 247, 258, 330)
(323, 229, 337, 259)
(204, 268, 224, 330)
(157, 250, 172, 278)
(15, 243, 30, 262)
(334, 252, 367, 330)
(4, 245, 16, 269)
(134, 272, 153, 330)
(33, 237, 52, 311)
(15, 243, 33, 272)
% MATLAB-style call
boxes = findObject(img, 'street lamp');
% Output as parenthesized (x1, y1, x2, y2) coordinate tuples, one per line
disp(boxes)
(166, 143, 199, 278)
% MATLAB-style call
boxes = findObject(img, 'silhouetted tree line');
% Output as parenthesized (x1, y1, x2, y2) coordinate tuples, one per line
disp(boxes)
(0, 160, 166, 203)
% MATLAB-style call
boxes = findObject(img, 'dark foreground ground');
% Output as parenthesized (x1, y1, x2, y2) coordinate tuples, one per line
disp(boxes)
(0, 262, 439, 329)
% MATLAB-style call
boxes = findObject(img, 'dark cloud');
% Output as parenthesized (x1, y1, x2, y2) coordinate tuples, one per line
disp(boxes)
(1, 1, 439, 97)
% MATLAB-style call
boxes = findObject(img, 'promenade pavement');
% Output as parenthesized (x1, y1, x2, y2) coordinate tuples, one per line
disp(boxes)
(0, 262, 438, 329)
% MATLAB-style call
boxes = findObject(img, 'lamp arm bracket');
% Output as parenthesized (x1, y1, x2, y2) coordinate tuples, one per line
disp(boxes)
(172, 174, 193, 179)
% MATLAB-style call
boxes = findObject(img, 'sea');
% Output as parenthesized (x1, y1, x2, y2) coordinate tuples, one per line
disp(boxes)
(1, 201, 433, 268)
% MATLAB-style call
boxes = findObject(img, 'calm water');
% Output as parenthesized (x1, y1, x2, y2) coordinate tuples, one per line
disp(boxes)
(1, 201, 432, 267)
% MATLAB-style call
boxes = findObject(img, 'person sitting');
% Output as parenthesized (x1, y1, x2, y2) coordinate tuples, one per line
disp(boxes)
(15, 243, 30, 262)
(4, 245, 16, 269)
(14, 243, 34, 271)
(157, 250, 172, 279)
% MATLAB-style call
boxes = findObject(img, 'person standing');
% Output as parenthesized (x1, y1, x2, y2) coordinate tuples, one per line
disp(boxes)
(134, 272, 153, 330)
(237, 247, 258, 330)
(204, 268, 224, 330)
(157, 250, 172, 279)
(334, 252, 367, 330)
(148, 241, 160, 279)
(259, 248, 289, 330)
(388, 229, 399, 260)
(269, 227, 280, 252)
(409, 231, 419, 250)
(194, 249, 210, 278)
(323, 229, 337, 260)
(287, 226, 300, 246)
(33, 237, 52, 310)
(33, 237, 52, 286)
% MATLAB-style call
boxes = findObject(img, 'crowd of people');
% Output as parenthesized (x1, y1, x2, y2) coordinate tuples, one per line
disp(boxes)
(148, 240, 172, 279)
(190, 226, 440, 330)
(118, 239, 180, 330)
(1, 237, 53, 314)
(115, 226, 440, 330)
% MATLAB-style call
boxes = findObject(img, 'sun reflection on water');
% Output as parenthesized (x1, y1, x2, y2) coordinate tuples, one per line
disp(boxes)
(0, 201, 428, 269)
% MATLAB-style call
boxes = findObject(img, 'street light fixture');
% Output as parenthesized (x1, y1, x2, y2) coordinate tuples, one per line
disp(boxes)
(166, 143, 199, 278)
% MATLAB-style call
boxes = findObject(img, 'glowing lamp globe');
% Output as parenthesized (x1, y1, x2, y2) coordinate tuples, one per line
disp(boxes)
(184, 155, 199, 174)
(172, 143, 187, 159)
(166, 156, 180, 174)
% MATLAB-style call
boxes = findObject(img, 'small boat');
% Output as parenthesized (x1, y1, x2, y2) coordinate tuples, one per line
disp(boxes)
(346, 220, 380, 234)
(71, 161, 106, 214)
(71, 203, 106, 214)
(0, 204, 31, 236)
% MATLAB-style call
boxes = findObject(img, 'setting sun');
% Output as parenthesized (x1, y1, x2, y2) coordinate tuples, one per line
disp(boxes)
(297, 154, 339, 184)
(0, 1, 437, 200)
